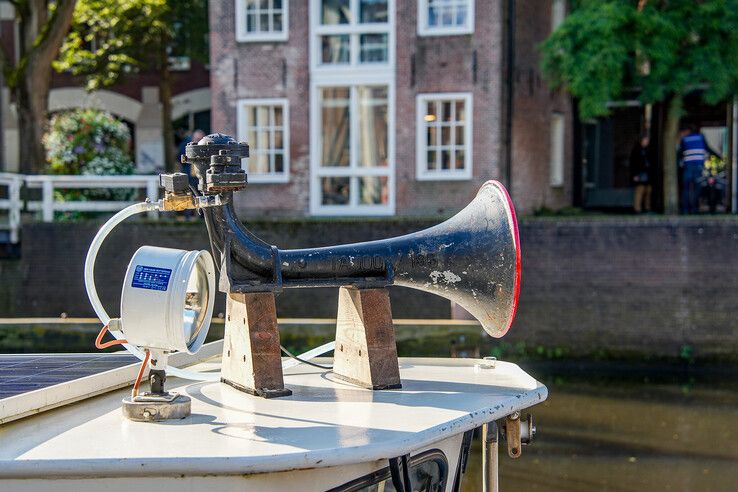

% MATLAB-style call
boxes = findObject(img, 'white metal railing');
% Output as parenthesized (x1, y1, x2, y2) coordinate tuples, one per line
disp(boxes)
(0, 173, 24, 244)
(0, 174, 161, 244)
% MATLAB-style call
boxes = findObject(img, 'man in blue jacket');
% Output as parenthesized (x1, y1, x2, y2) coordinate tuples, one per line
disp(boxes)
(679, 125, 721, 214)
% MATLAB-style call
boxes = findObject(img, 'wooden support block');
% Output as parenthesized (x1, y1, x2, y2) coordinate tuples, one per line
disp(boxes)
(332, 287, 401, 390)
(220, 292, 291, 398)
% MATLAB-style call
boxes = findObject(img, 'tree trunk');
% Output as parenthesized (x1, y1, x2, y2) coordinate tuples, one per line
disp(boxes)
(662, 95, 683, 214)
(16, 69, 51, 174)
(159, 36, 175, 173)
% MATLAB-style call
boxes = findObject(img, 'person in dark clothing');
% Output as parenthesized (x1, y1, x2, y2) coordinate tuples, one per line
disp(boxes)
(630, 134, 655, 213)
(678, 124, 721, 214)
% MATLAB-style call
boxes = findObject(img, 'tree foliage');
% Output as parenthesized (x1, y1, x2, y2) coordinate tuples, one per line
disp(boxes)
(541, 0, 738, 119)
(55, 0, 209, 171)
(54, 0, 208, 90)
(0, 0, 78, 172)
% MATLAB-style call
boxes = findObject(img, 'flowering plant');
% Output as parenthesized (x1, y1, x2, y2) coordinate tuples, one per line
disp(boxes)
(43, 109, 137, 204)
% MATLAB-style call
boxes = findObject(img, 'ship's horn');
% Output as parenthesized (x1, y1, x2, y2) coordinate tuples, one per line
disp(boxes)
(206, 180, 521, 338)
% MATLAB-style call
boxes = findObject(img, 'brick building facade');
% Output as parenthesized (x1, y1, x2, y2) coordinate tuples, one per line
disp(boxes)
(210, 0, 574, 216)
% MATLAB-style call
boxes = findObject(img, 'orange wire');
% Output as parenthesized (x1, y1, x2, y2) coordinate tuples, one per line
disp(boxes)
(132, 350, 150, 398)
(94, 324, 128, 349)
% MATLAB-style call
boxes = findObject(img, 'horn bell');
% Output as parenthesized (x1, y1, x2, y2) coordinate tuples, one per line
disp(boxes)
(391, 180, 521, 338)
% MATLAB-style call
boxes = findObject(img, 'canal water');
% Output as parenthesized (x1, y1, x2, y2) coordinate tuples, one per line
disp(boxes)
(461, 362, 738, 492)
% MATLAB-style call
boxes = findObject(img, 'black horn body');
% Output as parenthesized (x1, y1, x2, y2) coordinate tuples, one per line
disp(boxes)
(203, 181, 520, 338)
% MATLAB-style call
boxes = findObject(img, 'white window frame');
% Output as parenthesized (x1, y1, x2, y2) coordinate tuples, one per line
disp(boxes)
(417, 0, 474, 37)
(310, 0, 395, 74)
(309, 0, 395, 216)
(550, 112, 565, 187)
(551, 0, 566, 32)
(309, 74, 395, 216)
(416, 92, 473, 181)
(237, 98, 290, 183)
(235, 0, 289, 43)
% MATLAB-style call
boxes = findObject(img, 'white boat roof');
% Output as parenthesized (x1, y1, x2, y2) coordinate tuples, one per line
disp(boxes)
(0, 356, 547, 479)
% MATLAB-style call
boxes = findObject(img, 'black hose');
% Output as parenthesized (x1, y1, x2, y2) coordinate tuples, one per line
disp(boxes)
(280, 344, 333, 370)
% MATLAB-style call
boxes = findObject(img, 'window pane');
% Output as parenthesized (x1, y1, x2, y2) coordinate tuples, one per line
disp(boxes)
(359, 176, 388, 205)
(456, 5, 468, 25)
(455, 100, 466, 121)
(321, 35, 350, 64)
(321, 177, 350, 205)
(360, 0, 388, 23)
(442, 101, 453, 121)
(259, 13, 269, 31)
(273, 13, 283, 31)
(441, 150, 451, 169)
(425, 101, 437, 122)
(427, 126, 436, 146)
(321, 88, 350, 167)
(256, 130, 270, 152)
(255, 106, 269, 127)
(427, 150, 437, 170)
(273, 0, 282, 8)
(358, 86, 388, 167)
(246, 0, 257, 11)
(441, 126, 451, 145)
(249, 152, 269, 174)
(274, 130, 284, 150)
(273, 106, 283, 126)
(428, 6, 439, 26)
(274, 152, 284, 173)
(322, 0, 350, 24)
(359, 33, 388, 63)
(246, 13, 255, 32)
(455, 149, 465, 170)
(455, 125, 464, 145)
(441, 6, 454, 26)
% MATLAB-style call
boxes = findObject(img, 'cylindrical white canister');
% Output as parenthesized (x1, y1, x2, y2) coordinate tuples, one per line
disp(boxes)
(120, 246, 215, 354)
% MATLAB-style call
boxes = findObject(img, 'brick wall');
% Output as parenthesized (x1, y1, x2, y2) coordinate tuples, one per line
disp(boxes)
(209, 0, 506, 217)
(5, 217, 738, 359)
(509, 0, 574, 213)
(394, 0, 504, 216)
(210, 0, 312, 216)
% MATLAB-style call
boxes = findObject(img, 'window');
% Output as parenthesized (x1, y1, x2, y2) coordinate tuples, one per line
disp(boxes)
(237, 99, 289, 183)
(550, 113, 565, 187)
(312, 0, 392, 69)
(416, 93, 472, 180)
(418, 0, 474, 36)
(310, 83, 393, 214)
(551, 0, 566, 31)
(235, 0, 288, 42)
(310, 1, 394, 215)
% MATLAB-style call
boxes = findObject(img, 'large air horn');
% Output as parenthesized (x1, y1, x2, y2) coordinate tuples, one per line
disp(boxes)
(208, 187, 522, 338)
(182, 134, 521, 394)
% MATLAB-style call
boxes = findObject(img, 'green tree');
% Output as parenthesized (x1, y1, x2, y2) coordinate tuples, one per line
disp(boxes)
(540, 0, 738, 213)
(55, 0, 209, 172)
(0, 0, 77, 173)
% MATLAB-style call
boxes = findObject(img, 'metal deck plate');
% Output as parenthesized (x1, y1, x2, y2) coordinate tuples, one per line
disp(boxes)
(0, 354, 137, 400)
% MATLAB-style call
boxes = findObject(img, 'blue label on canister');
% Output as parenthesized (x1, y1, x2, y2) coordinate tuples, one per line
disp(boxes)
(131, 265, 172, 291)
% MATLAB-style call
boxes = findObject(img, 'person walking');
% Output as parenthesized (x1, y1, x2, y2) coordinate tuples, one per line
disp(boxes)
(630, 134, 654, 213)
(679, 124, 721, 214)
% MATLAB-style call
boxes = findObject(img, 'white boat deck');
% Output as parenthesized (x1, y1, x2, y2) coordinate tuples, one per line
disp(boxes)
(0, 357, 547, 479)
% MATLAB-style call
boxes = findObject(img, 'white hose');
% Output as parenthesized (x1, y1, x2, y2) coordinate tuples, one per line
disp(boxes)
(84, 201, 335, 381)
